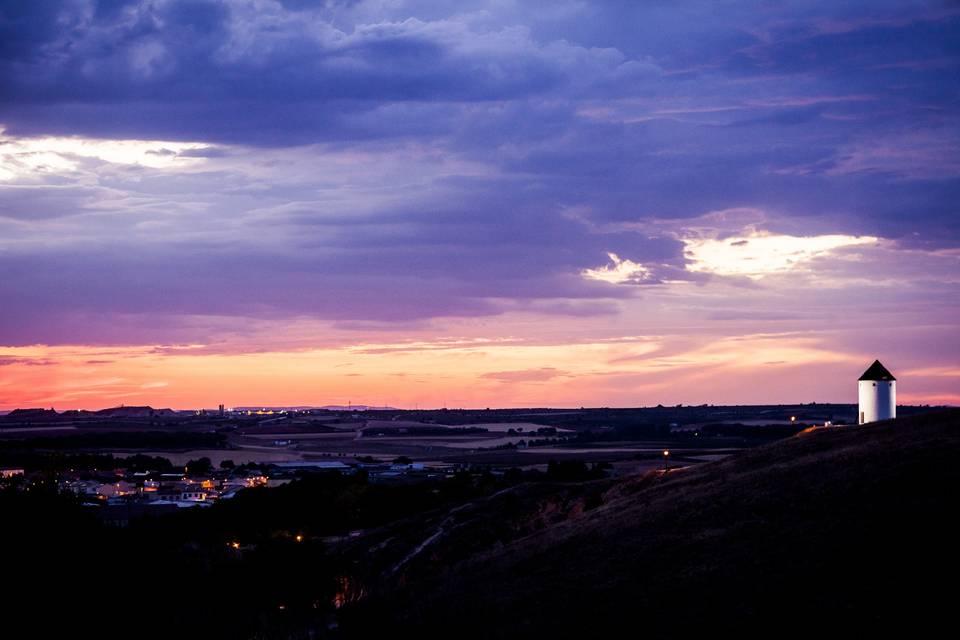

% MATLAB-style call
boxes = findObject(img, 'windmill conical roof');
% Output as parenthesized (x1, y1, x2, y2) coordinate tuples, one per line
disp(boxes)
(859, 360, 896, 381)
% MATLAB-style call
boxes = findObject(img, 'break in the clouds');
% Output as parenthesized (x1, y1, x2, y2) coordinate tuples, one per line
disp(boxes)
(0, 0, 958, 407)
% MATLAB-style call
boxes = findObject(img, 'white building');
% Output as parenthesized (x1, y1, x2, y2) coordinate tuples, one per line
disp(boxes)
(858, 360, 896, 424)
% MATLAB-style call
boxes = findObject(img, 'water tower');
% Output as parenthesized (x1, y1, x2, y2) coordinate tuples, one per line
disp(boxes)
(858, 360, 896, 424)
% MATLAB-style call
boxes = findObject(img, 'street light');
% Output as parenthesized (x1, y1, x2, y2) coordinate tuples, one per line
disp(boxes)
(663, 449, 670, 472)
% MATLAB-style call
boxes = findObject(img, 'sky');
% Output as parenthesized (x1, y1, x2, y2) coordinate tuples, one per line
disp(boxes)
(1, 0, 958, 410)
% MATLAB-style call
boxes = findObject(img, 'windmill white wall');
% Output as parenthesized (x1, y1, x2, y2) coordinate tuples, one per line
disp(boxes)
(858, 360, 896, 424)
(858, 380, 895, 424)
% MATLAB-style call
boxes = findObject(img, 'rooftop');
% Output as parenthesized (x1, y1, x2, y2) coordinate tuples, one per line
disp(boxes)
(859, 359, 896, 381)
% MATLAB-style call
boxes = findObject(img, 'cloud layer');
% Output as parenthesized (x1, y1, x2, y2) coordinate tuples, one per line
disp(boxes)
(1, 1, 958, 407)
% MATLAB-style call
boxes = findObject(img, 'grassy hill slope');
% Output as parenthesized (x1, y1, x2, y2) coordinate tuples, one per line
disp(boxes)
(341, 409, 960, 637)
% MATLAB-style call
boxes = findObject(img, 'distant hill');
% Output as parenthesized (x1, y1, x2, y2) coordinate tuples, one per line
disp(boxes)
(320, 405, 396, 411)
(92, 406, 177, 418)
(5, 408, 58, 418)
(232, 405, 397, 412)
(1, 408, 59, 421)
(0, 405, 179, 421)
(340, 410, 960, 637)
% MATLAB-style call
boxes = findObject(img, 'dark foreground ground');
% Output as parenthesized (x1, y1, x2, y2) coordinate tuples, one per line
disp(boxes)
(2, 409, 957, 638)
(340, 409, 960, 638)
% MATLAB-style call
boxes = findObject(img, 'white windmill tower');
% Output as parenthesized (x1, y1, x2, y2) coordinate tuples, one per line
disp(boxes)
(858, 360, 896, 424)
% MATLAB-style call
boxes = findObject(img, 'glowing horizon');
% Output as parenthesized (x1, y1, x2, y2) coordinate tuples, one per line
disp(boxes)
(3, 329, 958, 411)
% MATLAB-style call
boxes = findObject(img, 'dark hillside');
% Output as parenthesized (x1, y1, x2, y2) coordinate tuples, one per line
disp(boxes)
(341, 410, 960, 638)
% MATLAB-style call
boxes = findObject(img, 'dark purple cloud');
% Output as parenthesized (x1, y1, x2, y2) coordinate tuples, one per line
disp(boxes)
(0, 1, 958, 346)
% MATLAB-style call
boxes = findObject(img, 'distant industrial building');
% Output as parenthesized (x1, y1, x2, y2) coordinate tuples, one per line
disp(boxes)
(858, 360, 896, 424)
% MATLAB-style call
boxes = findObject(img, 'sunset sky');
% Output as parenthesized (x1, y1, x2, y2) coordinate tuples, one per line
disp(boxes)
(1, 0, 958, 410)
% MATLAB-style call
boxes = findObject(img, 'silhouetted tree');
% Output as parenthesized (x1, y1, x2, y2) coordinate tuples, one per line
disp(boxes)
(186, 456, 213, 476)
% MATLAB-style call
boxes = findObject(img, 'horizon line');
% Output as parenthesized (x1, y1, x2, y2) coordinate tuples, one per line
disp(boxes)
(2, 401, 953, 414)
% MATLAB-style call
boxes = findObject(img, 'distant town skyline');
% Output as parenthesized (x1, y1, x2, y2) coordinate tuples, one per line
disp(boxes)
(1, 1, 958, 410)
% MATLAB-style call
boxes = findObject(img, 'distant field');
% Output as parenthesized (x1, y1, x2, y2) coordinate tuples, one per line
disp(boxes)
(127, 449, 312, 466)
(0, 425, 78, 434)
(5, 405, 944, 472)
(449, 422, 572, 433)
